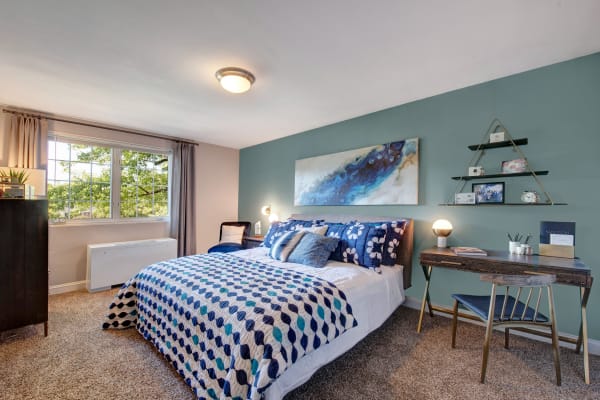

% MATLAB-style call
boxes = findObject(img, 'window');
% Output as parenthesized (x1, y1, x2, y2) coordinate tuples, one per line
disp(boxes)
(47, 136, 170, 222)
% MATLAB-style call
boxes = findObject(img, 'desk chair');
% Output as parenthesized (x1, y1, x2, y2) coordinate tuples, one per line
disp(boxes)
(207, 221, 251, 253)
(451, 273, 561, 385)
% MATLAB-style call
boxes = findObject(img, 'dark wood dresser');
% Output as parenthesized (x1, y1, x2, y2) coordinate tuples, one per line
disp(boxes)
(0, 199, 48, 336)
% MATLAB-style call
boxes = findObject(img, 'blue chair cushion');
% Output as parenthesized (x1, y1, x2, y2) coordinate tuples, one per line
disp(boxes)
(452, 294, 549, 323)
(207, 242, 245, 253)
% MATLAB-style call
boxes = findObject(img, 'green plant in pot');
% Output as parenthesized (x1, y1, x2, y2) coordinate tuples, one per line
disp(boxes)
(0, 169, 30, 184)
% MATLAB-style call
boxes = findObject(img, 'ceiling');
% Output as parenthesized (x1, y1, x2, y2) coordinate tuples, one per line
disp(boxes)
(1, 1, 599, 149)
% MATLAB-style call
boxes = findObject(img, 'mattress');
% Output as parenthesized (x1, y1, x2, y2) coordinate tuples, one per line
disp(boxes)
(231, 247, 406, 399)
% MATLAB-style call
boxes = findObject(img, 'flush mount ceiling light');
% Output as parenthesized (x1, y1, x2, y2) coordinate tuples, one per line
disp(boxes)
(215, 67, 255, 94)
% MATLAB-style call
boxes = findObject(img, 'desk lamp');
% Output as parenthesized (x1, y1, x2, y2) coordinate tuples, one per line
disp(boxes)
(432, 219, 453, 248)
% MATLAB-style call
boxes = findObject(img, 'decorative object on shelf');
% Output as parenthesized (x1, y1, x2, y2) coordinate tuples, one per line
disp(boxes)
(294, 138, 419, 206)
(501, 158, 527, 174)
(454, 192, 476, 205)
(441, 118, 565, 206)
(432, 219, 453, 248)
(539, 221, 575, 258)
(521, 190, 540, 203)
(468, 166, 485, 176)
(489, 131, 505, 143)
(472, 182, 504, 204)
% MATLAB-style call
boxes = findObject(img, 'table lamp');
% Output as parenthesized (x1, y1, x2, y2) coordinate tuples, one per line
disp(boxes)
(432, 219, 453, 248)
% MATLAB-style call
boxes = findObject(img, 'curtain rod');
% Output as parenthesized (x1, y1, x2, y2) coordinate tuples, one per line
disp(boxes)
(1, 108, 199, 146)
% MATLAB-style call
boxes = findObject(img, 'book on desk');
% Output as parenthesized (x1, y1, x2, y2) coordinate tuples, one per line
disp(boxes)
(451, 246, 488, 256)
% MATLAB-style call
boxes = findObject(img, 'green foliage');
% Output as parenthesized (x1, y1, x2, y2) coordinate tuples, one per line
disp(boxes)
(47, 144, 169, 221)
(0, 169, 30, 183)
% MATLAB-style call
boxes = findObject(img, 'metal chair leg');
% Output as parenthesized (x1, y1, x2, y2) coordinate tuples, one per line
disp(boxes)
(481, 284, 497, 384)
(451, 299, 459, 348)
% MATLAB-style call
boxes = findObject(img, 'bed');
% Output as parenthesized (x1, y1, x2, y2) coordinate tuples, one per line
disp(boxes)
(104, 215, 414, 400)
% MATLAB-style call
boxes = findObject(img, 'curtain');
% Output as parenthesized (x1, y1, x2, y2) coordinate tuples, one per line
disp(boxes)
(7, 114, 48, 169)
(170, 142, 197, 257)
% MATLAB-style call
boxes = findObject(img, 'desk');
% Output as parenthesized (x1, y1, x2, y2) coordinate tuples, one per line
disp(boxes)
(418, 247, 593, 384)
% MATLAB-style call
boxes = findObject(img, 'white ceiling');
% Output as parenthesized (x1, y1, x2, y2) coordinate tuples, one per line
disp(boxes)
(1, 1, 599, 149)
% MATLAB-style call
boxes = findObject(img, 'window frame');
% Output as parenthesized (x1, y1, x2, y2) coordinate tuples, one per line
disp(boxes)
(47, 134, 172, 225)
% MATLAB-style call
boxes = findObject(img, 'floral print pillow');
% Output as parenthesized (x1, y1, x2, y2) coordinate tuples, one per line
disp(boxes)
(327, 222, 386, 273)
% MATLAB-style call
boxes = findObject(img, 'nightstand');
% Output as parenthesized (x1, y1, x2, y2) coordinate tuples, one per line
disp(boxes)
(244, 235, 264, 249)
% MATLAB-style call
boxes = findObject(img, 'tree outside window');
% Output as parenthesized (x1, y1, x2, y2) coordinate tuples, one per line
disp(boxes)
(47, 137, 169, 222)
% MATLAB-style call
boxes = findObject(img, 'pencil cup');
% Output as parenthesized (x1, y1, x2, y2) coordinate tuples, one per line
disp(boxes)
(509, 241, 521, 254)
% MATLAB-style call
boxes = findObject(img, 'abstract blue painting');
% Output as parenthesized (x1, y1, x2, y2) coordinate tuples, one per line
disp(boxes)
(294, 138, 419, 205)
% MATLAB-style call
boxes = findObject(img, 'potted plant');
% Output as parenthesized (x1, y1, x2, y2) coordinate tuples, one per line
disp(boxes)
(0, 169, 30, 184)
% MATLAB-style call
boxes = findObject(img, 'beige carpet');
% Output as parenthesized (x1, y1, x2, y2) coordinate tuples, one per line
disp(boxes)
(0, 290, 598, 400)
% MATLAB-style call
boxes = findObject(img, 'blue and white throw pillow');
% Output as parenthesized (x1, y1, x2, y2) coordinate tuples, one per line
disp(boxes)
(263, 219, 326, 248)
(286, 218, 325, 231)
(269, 230, 306, 261)
(263, 220, 292, 248)
(363, 220, 409, 266)
(287, 232, 339, 268)
(327, 222, 386, 272)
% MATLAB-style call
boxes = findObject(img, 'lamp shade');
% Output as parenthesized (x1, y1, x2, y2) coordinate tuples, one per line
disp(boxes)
(432, 219, 453, 247)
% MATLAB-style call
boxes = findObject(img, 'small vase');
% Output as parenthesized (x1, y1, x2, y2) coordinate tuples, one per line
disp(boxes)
(509, 241, 521, 254)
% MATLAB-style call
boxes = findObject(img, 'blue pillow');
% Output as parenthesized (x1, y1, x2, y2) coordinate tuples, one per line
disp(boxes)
(363, 220, 409, 266)
(288, 232, 339, 268)
(263, 219, 325, 248)
(326, 222, 386, 272)
(286, 218, 325, 231)
(263, 220, 292, 248)
(269, 230, 305, 261)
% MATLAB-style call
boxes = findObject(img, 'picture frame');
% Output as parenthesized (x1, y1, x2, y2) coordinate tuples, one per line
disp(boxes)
(472, 182, 505, 204)
(501, 158, 527, 174)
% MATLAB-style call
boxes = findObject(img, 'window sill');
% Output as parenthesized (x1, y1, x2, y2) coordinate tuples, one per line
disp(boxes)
(49, 217, 169, 228)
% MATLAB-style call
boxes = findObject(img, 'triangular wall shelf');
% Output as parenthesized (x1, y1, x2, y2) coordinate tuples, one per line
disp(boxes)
(440, 118, 566, 206)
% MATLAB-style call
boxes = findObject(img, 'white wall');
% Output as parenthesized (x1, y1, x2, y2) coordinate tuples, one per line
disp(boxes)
(195, 143, 240, 253)
(1, 109, 240, 291)
(48, 221, 170, 286)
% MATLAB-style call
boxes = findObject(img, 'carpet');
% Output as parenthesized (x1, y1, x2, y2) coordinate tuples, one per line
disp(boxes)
(0, 290, 598, 399)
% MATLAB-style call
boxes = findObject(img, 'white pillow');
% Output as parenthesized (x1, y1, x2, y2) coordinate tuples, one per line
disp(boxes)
(297, 225, 328, 235)
(220, 225, 245, 244)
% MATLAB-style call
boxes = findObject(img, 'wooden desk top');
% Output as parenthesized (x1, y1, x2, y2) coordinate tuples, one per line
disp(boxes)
(420, 247, 592, 288)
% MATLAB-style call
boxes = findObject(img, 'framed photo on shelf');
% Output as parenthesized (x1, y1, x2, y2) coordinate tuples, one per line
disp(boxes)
(501, 158, 527, 174)
(472, 182, 505, 204)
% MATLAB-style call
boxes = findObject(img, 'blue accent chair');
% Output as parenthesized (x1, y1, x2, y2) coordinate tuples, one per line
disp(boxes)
(451, 273, 561, 385)
(207, 221, 251, 253)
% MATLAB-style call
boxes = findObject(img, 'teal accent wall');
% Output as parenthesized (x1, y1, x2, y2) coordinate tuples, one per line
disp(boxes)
(239, 53, 600, 340)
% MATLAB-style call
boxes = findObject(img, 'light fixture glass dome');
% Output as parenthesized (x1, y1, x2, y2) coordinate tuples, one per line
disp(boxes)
(215, 67, 255, 94)
(432, 219, 453, 247)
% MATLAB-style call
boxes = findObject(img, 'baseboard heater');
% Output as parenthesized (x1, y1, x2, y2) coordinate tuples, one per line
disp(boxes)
(86, 238, 177, 292)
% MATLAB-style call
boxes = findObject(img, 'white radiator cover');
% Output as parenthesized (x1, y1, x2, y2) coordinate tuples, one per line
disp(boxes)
(86, 238, 177, 292)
